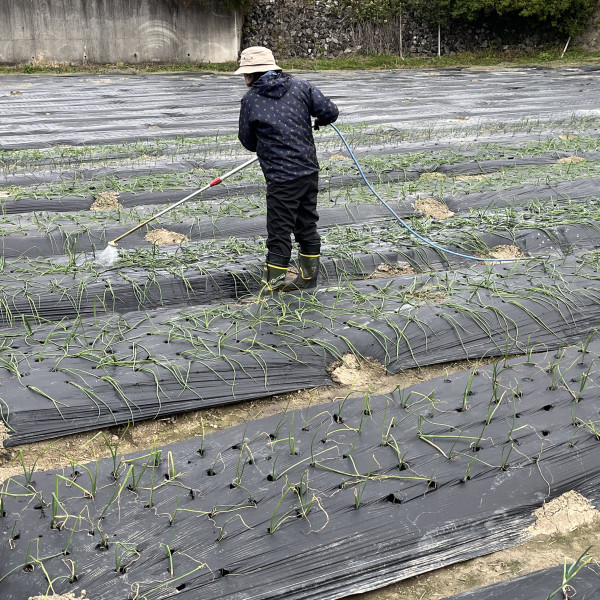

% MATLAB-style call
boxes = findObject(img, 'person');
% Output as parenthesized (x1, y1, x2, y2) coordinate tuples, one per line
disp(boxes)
(235, 46, 339, 292)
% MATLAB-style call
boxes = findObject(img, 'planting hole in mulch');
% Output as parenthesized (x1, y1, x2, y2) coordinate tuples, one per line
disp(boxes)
(144, 229, 189, 246)
(89, 192, 121, 211)
(415, 197, 455, 219)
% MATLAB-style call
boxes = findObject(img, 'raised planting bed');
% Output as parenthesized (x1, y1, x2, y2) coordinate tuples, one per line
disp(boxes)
(3, 67, 600, 600)
(440, 562, 600, 600)
(2, 257, 600, 446)
(1, 342, 599, 599)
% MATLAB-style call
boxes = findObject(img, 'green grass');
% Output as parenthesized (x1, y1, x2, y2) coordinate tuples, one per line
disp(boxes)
(1, 47, 599, 76)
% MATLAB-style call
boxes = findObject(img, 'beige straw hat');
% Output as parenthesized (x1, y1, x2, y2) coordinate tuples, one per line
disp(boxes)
(234, 46, 282, 75)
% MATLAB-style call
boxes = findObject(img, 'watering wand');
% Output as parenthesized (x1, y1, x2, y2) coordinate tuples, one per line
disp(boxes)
(95, 155, 259, 267)
(107, 155, 259, 247)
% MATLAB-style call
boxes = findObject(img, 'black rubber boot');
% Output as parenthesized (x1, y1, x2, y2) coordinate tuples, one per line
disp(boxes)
(282, 253, 320, 292)
(260, 263, 288, 293)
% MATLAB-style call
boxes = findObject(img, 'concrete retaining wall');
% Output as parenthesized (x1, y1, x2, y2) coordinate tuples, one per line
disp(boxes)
(0, 0, 241, 65)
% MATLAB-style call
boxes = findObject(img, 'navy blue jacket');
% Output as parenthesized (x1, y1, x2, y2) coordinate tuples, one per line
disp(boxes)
(238, 73, 339, 183)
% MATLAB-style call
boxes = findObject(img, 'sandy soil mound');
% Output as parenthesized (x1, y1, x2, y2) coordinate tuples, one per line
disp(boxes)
(419, 172, 446, 180)
(455, 173, 492, 181)
(415, 197, 455, 219)
(328, 354, 388, 387)
(370, 262, 417, 278)
(488, 244, 524, 259)
(90, 192, 121, 211)
(144, 229, 188, 246)
(527, 490, 600, 536)
(29, 594, 88, 600)
(557, 156, 585, 164)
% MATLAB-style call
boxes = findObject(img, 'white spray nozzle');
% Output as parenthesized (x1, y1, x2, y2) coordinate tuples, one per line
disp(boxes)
(96, 245, 120, 267)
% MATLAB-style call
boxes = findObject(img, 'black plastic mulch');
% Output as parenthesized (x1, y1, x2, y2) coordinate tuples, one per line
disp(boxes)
(2, 257, 600, 447)
(445, 176, 600, 212)
(440, 563, 600, 600)
(3, 68, 600, 150)
(1, 342, 599, 599)
(0, 200, 412, 258)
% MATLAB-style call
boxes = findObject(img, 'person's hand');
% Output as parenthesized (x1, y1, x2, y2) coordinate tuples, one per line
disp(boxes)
(313, 120, 322, 131)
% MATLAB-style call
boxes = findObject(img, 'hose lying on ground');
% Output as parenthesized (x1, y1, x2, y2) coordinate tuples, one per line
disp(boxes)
(330, 123, 520, 263)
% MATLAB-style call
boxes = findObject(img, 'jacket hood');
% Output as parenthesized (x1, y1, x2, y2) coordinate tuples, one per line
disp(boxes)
(252, 72, 291, 99)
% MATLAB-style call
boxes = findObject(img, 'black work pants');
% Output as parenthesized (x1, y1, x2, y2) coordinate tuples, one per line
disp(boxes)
(265, 172, 321, 267)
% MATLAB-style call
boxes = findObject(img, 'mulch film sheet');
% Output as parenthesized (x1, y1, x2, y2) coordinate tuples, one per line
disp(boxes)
(3, 67, 600, 598)
(1, 341, 600, 598)
(440, 563, 600, 600)
(2, 257, 600, 446)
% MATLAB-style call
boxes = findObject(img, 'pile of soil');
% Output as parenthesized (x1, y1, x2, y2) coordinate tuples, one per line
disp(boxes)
(29, 594, 88, 600)
(144, 228, 188, 246)
(370, 262, 417, 278)
(89, 192, 120, 211)
(455, 173, 492, 181)
(415, 197, 455, 219)
(328, 353, 388, 387)
(488, 245, 524, 259)
(419, 172, 447, 180)
(557, 156, 585, 164)
(527, 490, 600, 536)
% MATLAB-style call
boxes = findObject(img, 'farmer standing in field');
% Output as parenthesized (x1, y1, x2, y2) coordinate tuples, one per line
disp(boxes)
(236, 46, 339, 292)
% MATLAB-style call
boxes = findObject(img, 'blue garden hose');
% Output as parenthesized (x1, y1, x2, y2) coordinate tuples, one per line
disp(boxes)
(330, 123, 520, 263)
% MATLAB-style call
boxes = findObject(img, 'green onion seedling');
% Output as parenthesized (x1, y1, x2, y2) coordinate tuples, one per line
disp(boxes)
(461, 369, 476, 411)
(500, 444, 513, 471)
(544, 546, 594, 600)
(161, 543, 175, 576)
(271, 401, 291, 440)
(575, 363, 593, 401)
(234, 444, 252, 488)
(354, 456, 375, 509)
(114, 541, 139, 574)
(207, 452, 222, 477)
(166, 451, 179, 481)
(197, 417, 206, 456)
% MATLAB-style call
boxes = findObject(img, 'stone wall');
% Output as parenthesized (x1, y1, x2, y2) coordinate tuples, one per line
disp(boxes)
(0, 0, 241, 65)
(242, 0, 350, 58)
(241, 0, 569, 58)
(575, 0, 600, 50)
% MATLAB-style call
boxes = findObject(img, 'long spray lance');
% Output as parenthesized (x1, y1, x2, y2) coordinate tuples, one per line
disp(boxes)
(96, 156, 258, 266)
(110, 155, 258, 247)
